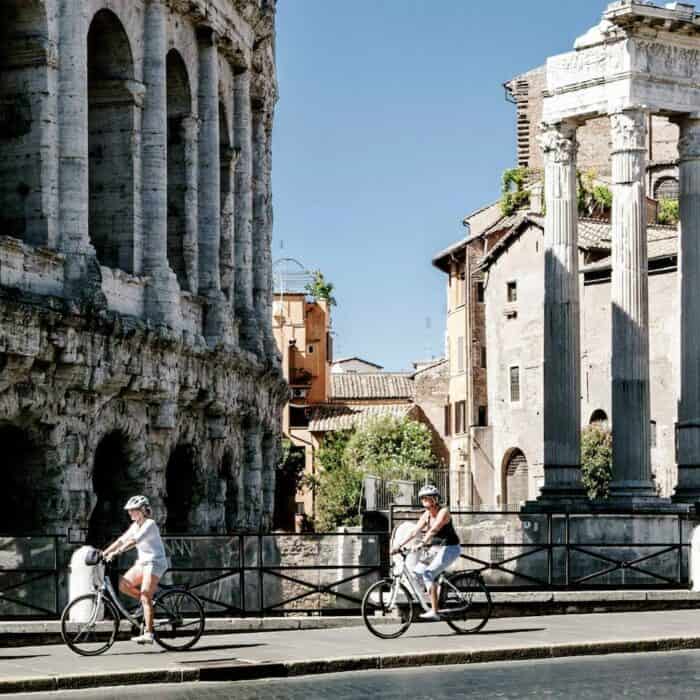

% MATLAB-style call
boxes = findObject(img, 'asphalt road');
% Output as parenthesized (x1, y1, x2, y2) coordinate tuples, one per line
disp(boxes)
(11, 649, 700, 699)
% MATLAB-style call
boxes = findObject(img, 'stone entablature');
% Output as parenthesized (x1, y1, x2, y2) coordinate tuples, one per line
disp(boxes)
(0, 0, 284, 539)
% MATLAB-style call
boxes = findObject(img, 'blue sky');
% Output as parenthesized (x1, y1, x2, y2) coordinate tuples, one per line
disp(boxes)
(273, 1, 610, 371)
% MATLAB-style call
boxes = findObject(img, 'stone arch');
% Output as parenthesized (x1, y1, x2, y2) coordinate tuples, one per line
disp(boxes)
(654, 176, 679, 202)
(590, 409, 609, 427)
(0, 423, 51, 533)
(165, 444, 199, 533)
(87, 9, 138, 273)
(167, 49, 193, 291)
(220, 100, 235, 300)
(87, 430, 143, 546)
(0, 0, 51, 246)
(501, 448, 528, 508)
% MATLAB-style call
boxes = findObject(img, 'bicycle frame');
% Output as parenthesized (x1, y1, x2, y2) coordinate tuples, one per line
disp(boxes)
(392, 551, 445, 613)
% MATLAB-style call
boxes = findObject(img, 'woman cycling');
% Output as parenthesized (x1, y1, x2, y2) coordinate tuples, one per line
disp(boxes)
(391, 484, 461, 621)
(102, 495, 168, 645)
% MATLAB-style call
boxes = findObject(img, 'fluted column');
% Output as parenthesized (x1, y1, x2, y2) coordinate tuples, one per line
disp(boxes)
(142, 0, 180, 326)
(537, 121, 586, 501)
(181, 115, 200, 295)
(220, 145, 238, 303)
(197, 27, 228, 344)
(261, 432, 277, 531)
(234, 68, 262, 355)
(58, 1, 95, 285)
(674, 115, 700, 502)
(609, 109, 656, 500)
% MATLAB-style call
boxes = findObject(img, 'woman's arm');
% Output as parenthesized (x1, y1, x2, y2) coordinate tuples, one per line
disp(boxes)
(420, 508, 450, 546)
(103, 525, 137, 559)
(391, 512, 429, 553)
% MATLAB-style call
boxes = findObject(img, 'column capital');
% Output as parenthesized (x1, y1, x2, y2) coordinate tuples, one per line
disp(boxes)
(610, 109, 647, 153)
(538, 121, 578, 164)
(677, 115, 700, 161)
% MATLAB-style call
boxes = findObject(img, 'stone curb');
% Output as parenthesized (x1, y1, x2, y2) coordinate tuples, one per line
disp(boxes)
(2, 636, 700, 694)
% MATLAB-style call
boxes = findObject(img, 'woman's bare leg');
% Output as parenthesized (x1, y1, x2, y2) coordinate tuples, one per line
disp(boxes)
(120, 566, 143, 599)
(140, 570, 160, 634)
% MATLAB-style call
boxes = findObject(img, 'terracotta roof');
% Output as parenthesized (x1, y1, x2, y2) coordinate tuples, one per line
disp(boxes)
(330, 373, 415, 401)
(583, 232, 678, 272)
(308, 403, 417, 432)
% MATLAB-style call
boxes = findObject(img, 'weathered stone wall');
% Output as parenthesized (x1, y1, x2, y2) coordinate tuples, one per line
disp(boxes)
(0, 0, 285, 540)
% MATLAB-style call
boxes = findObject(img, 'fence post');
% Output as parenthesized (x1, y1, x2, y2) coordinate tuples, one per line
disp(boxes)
(258, 533, 264, 616)
(565, 513, 570, 587)
(547, 514, 553, 587)
(239, 535, 246, 616)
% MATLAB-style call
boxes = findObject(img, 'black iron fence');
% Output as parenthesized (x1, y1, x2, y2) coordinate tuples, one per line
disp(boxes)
(364, 470, 452, 511)
(391, 507, 698, 590)
(0, 531, 388, 620)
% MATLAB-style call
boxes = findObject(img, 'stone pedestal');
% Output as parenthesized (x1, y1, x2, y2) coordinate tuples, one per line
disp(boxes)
(536, 121, 586, 503)
(674, 115, 700, 503)
(609, 110, 657, 501)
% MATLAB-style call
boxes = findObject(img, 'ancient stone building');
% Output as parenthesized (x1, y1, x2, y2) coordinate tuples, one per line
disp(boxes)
(0, 0, 286, 542)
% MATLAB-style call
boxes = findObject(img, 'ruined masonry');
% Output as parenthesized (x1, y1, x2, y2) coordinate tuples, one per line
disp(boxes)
(0, 0, 286, 541)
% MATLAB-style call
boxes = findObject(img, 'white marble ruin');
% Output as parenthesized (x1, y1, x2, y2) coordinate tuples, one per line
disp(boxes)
(540, 0, 700, 505)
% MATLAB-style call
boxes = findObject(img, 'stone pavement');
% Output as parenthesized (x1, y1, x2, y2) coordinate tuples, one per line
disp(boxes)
(3, 609, 700, 694)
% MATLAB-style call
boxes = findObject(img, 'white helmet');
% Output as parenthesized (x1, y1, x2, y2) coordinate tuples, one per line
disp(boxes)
(124, 495, 150, 511)
(418, 484, 440, 500)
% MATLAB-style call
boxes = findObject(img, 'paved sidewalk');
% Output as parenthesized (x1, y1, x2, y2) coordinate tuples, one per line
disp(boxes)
(2, 609, 700, 694)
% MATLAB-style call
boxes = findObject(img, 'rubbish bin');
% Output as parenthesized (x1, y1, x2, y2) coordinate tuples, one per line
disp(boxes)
(68, 546, 104, 622)
(690, 525, 700, 592)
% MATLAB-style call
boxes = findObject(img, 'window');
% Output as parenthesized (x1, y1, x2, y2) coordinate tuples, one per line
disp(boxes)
(289, 406, 310, 428)
(654, 177, 679, 201)
(455, 400, 466, 434)
(444, 404, 452, 436)
(480, 345, 487, 369)
(457, 270, 466, 306)
(476, 281, 485, 303)
(509, 366, 521, 403)
(308, 344, 314, 354)
(507, 281, 517, 303)
(477, 405, 488, 427)
(651, 420, 657, 448)
(457, 336, 464, 372)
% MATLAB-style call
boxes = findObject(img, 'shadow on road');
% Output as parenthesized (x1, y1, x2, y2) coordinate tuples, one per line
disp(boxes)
(416, 627, 546, 639)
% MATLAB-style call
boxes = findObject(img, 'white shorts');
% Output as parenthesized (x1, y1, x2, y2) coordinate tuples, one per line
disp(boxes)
(139, 558, 168, 579)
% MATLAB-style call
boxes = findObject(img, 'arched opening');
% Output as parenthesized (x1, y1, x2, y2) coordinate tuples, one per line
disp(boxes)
(502, 448, 528, 507)
(165, 444, 198, 533)
(0, 1, 50, 246)
(654, 176, 679, 201)
(220, 101, 235, 301)
(589, 409, 609, 427)
(0, 424, 48, 532)
(87, 9, 137, 273)
(88, 431, 141, 546)
(166, 50, 192, 290)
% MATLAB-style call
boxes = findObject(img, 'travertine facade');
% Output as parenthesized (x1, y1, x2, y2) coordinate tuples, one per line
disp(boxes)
(0, 0, 285, 541)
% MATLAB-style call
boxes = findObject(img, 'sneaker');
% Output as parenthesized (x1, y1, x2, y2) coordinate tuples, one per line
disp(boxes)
(131, 632, 154, 645)
(419, 610, 441, 622)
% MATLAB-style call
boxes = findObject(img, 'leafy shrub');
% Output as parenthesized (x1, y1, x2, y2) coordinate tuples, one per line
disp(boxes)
(581, 425, 612, 499)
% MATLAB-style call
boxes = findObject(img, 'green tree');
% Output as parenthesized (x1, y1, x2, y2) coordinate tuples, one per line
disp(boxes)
(344, 415, 435, 481)
(500, 167, 531, 216)
(305, 270, 337, 307)
(581, 425, 613, 499)
(657, 199, 679, 226)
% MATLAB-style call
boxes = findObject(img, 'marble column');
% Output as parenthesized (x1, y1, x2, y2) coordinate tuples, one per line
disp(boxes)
(142, 0, 180, 326)
(197, 27, 228, 344)
(261, 431, 277, 531)
(234, 68, 262, 355)
(609, 109, 656, 500)
(57, 0, 95, 286)
(674, 115, 700, 502)
(220, 144, 238, 304)
(537, 121, 586, 501)
(181, 115, 200, 295)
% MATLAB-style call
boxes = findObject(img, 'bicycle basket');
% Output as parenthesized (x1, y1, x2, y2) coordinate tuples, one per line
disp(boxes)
(84, 548, 102, 566)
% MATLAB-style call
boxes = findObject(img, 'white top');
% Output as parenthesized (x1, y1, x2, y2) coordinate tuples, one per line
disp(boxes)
(120, 519, 167, 563)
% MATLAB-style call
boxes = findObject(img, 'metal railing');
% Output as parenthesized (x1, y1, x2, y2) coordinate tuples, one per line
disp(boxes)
(0, 532, 388, 620)
(364, 470, 453, 511)
(390, 507, 697, 590)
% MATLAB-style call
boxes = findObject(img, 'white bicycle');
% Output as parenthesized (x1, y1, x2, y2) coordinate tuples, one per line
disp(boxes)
(361, 545, 492, 639)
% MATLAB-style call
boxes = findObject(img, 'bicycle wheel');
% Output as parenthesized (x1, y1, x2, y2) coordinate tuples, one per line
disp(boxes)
(61, 594, 120, 656)
(153, 589, 205, 651)
(361, 578, 414, 639)
(439, 572, 492, 634)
